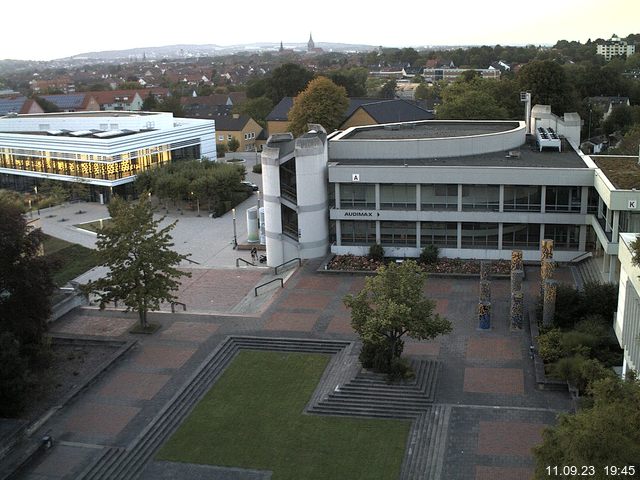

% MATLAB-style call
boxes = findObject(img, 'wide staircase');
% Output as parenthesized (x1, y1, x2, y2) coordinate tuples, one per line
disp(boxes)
(572, 255, 604, 288)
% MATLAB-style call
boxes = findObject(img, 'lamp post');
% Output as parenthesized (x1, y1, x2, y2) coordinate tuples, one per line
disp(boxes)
(232, 208, 238, 249)
(191, 191, 200, 216)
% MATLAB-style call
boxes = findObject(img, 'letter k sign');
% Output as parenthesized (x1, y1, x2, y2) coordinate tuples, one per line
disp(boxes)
(629, 200, 637, 209)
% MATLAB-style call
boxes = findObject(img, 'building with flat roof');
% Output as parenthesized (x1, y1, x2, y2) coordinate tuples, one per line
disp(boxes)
(614, 233, 640, 376)
(597, 35, 636, 61)
(0, 110, 215, 200)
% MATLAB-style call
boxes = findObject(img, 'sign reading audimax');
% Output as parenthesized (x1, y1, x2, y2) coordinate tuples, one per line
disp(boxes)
(340, 211, 380, 217)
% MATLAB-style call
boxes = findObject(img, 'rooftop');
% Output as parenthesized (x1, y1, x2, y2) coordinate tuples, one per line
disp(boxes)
(330, 143, 588, 169)
(340, 121, 520, 140)
(5, 111, 160, 119)
(592, 155, 640, 190)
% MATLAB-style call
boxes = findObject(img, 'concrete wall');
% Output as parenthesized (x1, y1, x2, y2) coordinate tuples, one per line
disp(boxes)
(615, 233, 640, 375)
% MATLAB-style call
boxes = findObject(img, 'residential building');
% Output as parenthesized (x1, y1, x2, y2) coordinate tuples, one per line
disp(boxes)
(340, 99, 434, 130)
(0, 111, 216, 201)
(422, 67, 501, 82)
(215, 114, 263, 152)
(38, 93, 100, 112)
(90, 90, 144, 111)
(597, 34, 636, 61)
(0, 96, 44, 116)
(587, 96, 631, 120)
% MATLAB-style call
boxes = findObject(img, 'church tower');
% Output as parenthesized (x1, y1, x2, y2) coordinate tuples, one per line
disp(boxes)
(307, 33, 315, 52)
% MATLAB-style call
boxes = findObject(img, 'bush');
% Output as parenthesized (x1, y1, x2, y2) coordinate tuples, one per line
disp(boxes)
(368, 244, 385, 262)
(387, 357, 415, 381)
(582, 281, 618, 321)
(553, 284, 585, 328)
(252, 163, 262, 174)
(359, 338, 404, 374)
(537, 329, 563, 363)
(419, 245, 439, 265)
(549, 355, 614, 394)
(0, 332, 31, 417)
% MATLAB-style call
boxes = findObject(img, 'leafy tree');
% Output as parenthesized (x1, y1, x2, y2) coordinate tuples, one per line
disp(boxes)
(602, 105, 637, 135)
(517, 60, 577, 114)
(0, 331, 31, 417)
(227, 136, 240, 152)
(533, 375, 640, 477)
(265, 63, 315, 104)
(378, 79, 397, 99)
(216, 142, 228, 158)
(610, 124, 640, 155)
(0, 200, 53, 364)
(236, 96, 273, 128)
(84, 196, 191, 329)
(157, 95, 184, 117)
(33, 96, 60, 113)
(344, 260, 452, 372)
(327, 67, 368, 97)
(437, 79, 508, 120)
(287, 76, 349, 136)
(142, 93, 158, 111)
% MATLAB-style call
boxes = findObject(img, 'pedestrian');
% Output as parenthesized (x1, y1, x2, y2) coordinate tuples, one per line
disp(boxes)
(251, 247, 257, 263)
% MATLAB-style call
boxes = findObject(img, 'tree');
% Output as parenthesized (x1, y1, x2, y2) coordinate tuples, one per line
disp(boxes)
(142, 93, 158, 111)
(378, 79, 397, 99)
(84, 196, 191, 329)
(265, 63, 315, 104)
(0, 200, 53, 363)
(236, 96, 273, 128)
(227, 136, 240, 152)
(437, 79, 509, 120)
(343, 260, 452, 372)
(533, 375, 640, 478)
(610, 125, 640, 155)
(517, 60, 577, 114)
(287, 76, 349, 136)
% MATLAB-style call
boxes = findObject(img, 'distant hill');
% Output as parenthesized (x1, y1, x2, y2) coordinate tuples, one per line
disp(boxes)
(65, 42, 378, 61)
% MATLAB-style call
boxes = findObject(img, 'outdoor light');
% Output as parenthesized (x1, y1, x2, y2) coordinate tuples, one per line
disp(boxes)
(232, 208, 238, 248)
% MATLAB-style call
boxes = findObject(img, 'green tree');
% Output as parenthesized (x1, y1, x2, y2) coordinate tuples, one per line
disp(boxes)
(327, 67, 368, 97)
(0, 331, 31, 417)
(533, 375, 640, 478)
(517, 60, 577, 114)
(343, 260, 452, 372)
(0, 200, 53, 364)
(287, 76, 349, 136)
(437, 79, 508, 120)
(378, 79, 397, 99)
(142, 93, 158, 111)
(265, 63, 315, 104)
(227, 136, 240, 152)
(236, 96, 273, 128)
(610, 124, 640, 155)
(84, 196, 191, 329)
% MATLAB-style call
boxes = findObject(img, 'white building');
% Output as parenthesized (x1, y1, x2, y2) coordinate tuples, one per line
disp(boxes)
(0, 111, 216, 200)
(597, 35, 636, 61)
(614, 233, 640, 376)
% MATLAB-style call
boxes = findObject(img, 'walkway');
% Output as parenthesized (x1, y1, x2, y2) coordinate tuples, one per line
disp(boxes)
(14, 260, 573, 480)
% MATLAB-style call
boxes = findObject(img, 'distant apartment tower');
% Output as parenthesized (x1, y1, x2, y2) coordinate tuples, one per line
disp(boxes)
(597, 34, 635, 61)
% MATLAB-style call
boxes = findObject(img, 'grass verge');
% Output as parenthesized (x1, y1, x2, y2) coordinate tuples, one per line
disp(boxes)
(42, 234, 101, 286)
(157, 350, 410, 480)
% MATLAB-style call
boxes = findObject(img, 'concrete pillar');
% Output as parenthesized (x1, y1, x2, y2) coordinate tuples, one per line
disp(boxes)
(609, 255, 617, 283)
(457, 184, 463, 212)
(511, 269, 524, 293)
(375, 183, 380, 210)
(480, 261, 490, 281)
(579, 225, 587, 251)
(603, 253, 610, 273)
(457, 222, 462, 249)
(334, 183, 340, 209)
(542, 279, 557, 327)
(510, 292, 524, 330)
(416, 222, 421, 249)
(598, 196, 603, 219)
(612, 210, 620, 240)
(376, 221, 381, 244)
(499, 185, 504, 213)
(498, 223, 503, 250)
(580, 186, 589, 215)
(605, 208, 612, 233)
(540, 186, 546, 213)
(336, 220, 342, 246)
(416, 184, 421, 211)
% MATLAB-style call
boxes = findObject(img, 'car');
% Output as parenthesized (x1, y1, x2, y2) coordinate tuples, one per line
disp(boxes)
(241, 181, 259, 191)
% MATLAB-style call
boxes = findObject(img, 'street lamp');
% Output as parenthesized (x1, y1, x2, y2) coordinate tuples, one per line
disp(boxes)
(191, 191, 200, 216)
(232, 208, 238, 249)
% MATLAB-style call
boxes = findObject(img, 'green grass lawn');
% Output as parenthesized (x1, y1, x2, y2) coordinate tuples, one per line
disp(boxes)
(42, 234, 101, 286)
(157, 350, 411, 480)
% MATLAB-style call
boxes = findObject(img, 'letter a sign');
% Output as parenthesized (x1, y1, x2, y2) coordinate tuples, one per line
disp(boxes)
(352, 173, 360, 182)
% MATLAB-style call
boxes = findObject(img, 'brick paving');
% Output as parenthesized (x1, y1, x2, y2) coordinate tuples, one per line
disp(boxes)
(18, 262, 575, 480)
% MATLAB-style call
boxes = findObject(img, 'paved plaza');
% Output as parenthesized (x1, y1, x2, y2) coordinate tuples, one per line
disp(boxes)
(11, 256, 574, 480)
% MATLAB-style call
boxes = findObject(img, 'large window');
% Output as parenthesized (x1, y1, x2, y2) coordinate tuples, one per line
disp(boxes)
(281, 204, 298, 240)
(545, 186, 581, 212)
(503, 186, 541, 212)
(421, 184, 458, 210)
(587, 187, 599, 215)
(339, 184, 375, 209)
(461, 185, 499, 211)
(340, 220, 376, 245)
(380, 184, 416, 210)
(380, 221, 417, 246)
(461, 223, 499, 248)
(502, 223, 540, 249)
(420, 222, 457, 247)
(544, 224, 580, 250)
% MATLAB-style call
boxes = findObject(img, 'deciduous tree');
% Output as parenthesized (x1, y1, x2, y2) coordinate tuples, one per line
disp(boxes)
(287, 76, 348, 136)
(344, 260, 452, 372)
(84, 196, 191, 329)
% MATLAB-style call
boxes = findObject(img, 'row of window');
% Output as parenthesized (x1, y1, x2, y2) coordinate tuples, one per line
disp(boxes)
(336, 221, 581, 250)
(217, 132, 256, 142)
(335, 184, 598, 213)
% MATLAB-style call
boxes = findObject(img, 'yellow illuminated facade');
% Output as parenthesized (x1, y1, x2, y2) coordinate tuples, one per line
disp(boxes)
(0, 145, 173, 181)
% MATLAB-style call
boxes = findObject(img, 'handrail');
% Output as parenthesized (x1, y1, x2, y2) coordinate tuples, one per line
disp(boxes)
(255, 278, 283, 296)
(274, 257, 302, 275)
(236, 258, 255, 267)
(171, 301, 186, 313)
(569, 251, 593, 263)
(185, 257, 201, 265)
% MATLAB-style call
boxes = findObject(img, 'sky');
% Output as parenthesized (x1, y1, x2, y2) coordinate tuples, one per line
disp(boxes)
(2, 0, 639, 61)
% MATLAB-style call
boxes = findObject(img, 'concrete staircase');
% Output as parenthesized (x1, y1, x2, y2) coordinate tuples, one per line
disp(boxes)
(573, 255, 604, 288)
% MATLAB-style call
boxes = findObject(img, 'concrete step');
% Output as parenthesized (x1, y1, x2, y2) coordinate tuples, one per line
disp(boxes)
(323, 395, 430, 410)
(309, 404, 418, 419)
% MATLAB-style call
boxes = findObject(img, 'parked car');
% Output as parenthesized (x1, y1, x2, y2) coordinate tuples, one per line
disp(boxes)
(241, 181, 259, 191)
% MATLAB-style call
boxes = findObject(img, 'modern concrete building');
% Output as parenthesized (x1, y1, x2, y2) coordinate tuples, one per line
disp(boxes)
(614, 233, 640, 376)
(260, 105, 640, 279)
(0, 110, 216, 200)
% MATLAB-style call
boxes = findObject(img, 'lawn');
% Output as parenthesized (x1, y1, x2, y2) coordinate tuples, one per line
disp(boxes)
(157, 350, 411, 480)
(42, 234, 101, 286)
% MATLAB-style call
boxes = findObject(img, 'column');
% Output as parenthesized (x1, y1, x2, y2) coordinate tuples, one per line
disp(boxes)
(499, 185, 504, 213)
(498, 223, 503, 250)
(605, 208, 612, 233)
(416, 184, 421, 211)
(540, 186, 546, 214)
(457, 184, 463, 212)
(542, 279, 557, 327)
(579, 225, 587, 251)
(457, 222, 462, 249)
(609, 255, 617, 283)
(416, 222, 421, 249)
(375, 184, 380, 210)
(334, 183, 341, 209)
(335, 220, 342, 247)
(580, 186, 589, 215)
(612, 210, 620, 240)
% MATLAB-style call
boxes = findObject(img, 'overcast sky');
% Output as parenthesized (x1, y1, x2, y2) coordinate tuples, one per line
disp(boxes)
(2, 0, 639, 61)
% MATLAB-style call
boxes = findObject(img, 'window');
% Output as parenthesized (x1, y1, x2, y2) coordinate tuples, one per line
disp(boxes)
(420, 222, 457, 247)
(461, 185, 499, 211)
(227, 134, 233, 141)
(380, 184, 416, 210)
(339, 184, 375, 209)
(587, 187, 599, 214)
(502, 223, 540, 249)
(544, 224, 580, 250)
(461, 223, 499, 248)
(421, 184, 458, 210)
(503, 186, 541, 212)
(545, 186, 581, 212)
(380, 221, 416, 246)
(218, 135, 224, 141)
(341, 221, 376, 245)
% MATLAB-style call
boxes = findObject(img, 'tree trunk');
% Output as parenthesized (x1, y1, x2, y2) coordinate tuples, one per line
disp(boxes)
(139, 309, 147, 329)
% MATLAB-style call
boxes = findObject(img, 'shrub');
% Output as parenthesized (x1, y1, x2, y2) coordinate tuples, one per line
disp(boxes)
(553, 284, 585, 328)
(549, 355, 614, 394)
(368, 244, 385, 262)
(537, 328, 563, 363)
(582, 281, 618, 321)
(252, 163, 262, 174)
(359, 338, 405, 375)
(419, 245, 439, 265)
(387, 357, 415, 381)
(0, 332, 31, 417)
